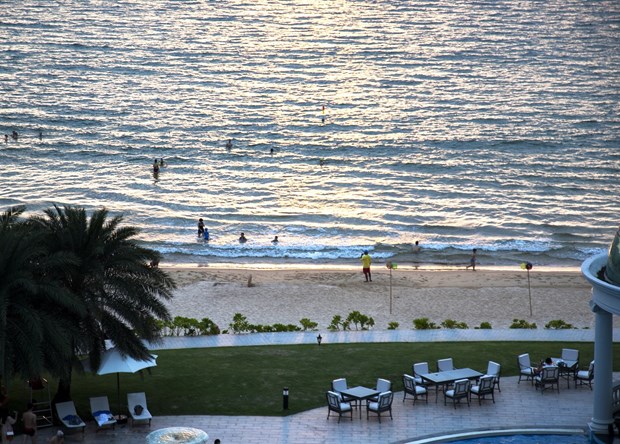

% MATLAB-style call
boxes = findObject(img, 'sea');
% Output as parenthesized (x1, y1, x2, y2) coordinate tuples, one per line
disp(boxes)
(1, 0, 619, 269)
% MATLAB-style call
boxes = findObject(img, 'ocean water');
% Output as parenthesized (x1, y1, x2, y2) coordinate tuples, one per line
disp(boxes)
(1, 0, 619, 268)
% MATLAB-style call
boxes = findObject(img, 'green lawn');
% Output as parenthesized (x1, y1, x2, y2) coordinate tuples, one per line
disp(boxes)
(7, 341, 612, 420)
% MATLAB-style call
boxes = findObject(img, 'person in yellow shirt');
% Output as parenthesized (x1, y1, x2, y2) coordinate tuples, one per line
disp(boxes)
(360, 251, 372, 282)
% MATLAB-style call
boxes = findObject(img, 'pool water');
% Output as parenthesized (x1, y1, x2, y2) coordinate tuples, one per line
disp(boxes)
(450, 434, 589, 444)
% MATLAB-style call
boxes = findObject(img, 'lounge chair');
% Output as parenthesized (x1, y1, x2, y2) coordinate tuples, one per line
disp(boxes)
(326, 391, 352, 422)
(127, 392, 152, 426)
(89, 396, 117, 430)
(56, 401, 86, 436)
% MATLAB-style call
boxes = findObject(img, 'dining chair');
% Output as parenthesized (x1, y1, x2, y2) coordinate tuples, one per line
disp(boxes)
(326, 391, 353, 422)
(366, 391, 393, 423)
(470, 375, 495, 405)
(444, 379, 470, 409)
(402, 374, 428, 405)
(437, 358, 454, 372)
(517, 353, 535, 385)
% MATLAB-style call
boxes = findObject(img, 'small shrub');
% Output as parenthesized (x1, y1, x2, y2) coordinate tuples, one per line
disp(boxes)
(477, 322, 492, 329)
(229, 313, 252, 334)
(509, 319, 537, 329)
(328, 315, 343, 331)
(346, 311, 375, 330)
(413, 317, 439, 330)
(387, 321, 399, 330)
(545, 319, 575, 329)
(198, 317, 220, 335)
(300, 318, 318, 331)
(441, 319, 468, 329)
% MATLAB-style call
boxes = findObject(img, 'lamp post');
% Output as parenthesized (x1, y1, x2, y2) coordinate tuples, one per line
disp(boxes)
(283, 387, 289, 410)
(521, 262, 533, 316)
(386, 261, 397, 315)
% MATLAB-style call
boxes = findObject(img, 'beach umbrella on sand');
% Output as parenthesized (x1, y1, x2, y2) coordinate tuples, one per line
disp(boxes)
(93, 347, 158, 418)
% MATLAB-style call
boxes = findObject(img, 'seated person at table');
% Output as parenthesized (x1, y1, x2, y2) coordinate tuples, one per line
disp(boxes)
(534, 357, 553, 375)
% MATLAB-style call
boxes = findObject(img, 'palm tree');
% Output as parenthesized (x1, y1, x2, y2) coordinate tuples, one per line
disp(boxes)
(33, 205, 175, 402)
(0, 207, 80, 388)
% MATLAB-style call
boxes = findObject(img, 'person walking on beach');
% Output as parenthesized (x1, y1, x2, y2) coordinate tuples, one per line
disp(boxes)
(360, 251, 372, 282)
(466, 248, 477, 271)
(197, 218, 205, 237)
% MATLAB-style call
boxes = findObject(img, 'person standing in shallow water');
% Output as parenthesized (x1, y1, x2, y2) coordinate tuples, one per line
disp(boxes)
(466, 248, 477, 271)
(360, 251, 372, 282)
(197, 218, 205, 237)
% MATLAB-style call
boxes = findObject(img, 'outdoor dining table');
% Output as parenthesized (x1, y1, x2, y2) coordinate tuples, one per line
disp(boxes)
(551, 358, 578, 388)
(340, 386, 381, 419)
(420, 368, 483, 402)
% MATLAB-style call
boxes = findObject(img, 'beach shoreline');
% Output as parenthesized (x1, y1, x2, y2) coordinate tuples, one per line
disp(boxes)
(160, 263, 608, 332)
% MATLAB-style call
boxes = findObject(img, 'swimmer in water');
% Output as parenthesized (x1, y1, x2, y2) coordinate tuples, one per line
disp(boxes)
(272, 236, 279, 243)
(159, 158, 165, 167)
(226, 139, 233, 150)
(239, 232, 247, 243)
(153, 159, 160, 173)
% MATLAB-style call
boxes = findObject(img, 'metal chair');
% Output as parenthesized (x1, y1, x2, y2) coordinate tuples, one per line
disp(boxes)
(444, 379, 470, 409)
(326, 391, 353, 422)
(366, 391, 393, 423)
(574, 360, 594, 390)
(402, 374, 428, 405)
(535, 366, 560, 394)
(517, 353, 535, 385)
(470, 375, 495, 405)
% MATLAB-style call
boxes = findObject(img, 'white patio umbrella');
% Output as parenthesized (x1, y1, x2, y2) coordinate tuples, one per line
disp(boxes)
(95, 347, 158, 417)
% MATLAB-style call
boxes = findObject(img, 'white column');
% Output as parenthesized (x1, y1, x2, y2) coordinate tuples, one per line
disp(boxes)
(590, 302, 613, 434)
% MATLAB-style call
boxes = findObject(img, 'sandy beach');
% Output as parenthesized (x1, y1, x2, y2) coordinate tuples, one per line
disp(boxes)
(161, 265, 610, 331)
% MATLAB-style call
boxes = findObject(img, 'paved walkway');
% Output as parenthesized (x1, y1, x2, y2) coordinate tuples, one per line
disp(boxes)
(35, 329, 616, 444)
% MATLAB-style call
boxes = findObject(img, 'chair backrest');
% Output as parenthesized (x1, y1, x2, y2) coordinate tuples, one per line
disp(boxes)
(376, 378, 391, 392)
(326, 391, 340, 409)
(127, 392, 148, 411)
(89, 396, 111, 413)
(542, 366, 559, 381)
(403, 374, 415, 392)
(56, 401, 78, 418)
(437, 358, 454, 372)
(518, 353, 531, 370)
(332, 378, 347, 392)
(487, 361, 501, 377)
(561, 348, 579, 362)
(413, 362, 429, 377)
(479, 375, 494, 392)
(378, 391, 393, 409)
(454, 379, 469, 395)
(588, 360, 595, 378)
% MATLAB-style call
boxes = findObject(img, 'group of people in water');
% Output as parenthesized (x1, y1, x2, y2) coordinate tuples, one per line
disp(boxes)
(197, 219, 279, 244)
(3, 130, 43, 143)
(153, 158, 165, 173)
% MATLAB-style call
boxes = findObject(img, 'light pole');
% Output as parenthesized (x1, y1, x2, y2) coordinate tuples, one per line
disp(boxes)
(521, 262, 533, 316)
(386, 261, 397, 314)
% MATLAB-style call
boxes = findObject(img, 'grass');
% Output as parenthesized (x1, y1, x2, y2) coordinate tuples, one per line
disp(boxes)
(6, 341, 613, 420)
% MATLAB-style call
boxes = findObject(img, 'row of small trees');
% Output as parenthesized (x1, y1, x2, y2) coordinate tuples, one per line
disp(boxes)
(0, 206, 175, 404)
(153, 314, 581, 336)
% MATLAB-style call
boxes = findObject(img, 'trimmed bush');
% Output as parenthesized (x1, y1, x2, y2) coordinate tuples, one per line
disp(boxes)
(413, 317, 439, 330)
(545, 319, 575, 329)
(441, 319, 468, 329)
(387, 321, 399, 330)
(510, 319, 537, 329)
